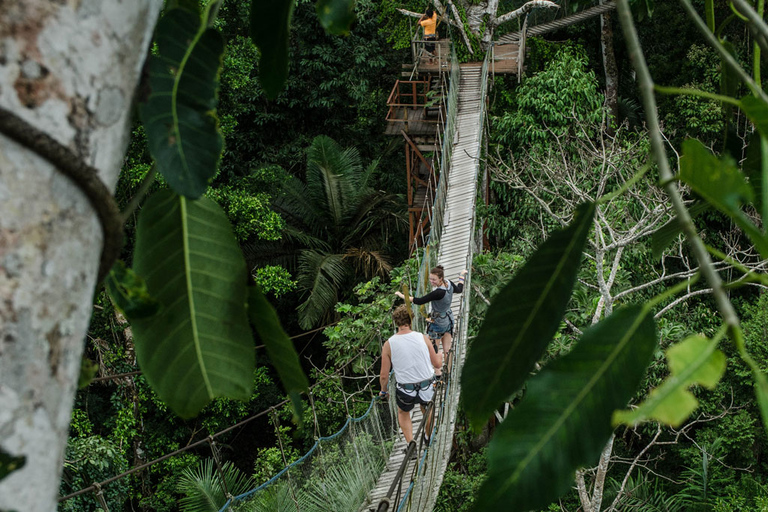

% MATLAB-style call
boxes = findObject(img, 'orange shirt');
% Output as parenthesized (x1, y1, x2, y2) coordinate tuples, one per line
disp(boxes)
(420, 13, 437, 37)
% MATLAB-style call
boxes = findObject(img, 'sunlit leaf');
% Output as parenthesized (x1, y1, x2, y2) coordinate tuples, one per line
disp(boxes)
(105, 260, 160, 319)
(250, 0, 294, 99)
(140, 7, 224, 199)
(462, 202, 595, 431)
(248, 285, 309, 421)
(316, 0, 357, 36)
(473, 306, 657, 512)
(679, 138, 768, 257)
(613, 335, 725, 428)
(132, 190, 254, 418)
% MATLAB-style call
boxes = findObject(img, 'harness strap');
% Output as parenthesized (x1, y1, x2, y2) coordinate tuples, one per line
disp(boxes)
(397, 378, 434, 392)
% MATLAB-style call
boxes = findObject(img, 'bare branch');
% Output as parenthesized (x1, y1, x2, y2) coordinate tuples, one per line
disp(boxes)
(494, 0, 560, 27)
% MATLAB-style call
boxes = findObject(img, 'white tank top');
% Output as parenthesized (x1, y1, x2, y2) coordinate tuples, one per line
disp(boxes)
(389, 331, 434, 384)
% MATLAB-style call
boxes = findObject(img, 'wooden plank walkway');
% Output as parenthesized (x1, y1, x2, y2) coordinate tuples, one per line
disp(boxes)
(361, 63, 485, 512)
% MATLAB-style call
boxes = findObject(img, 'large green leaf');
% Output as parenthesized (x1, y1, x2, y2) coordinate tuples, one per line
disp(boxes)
(250, 0, 294, 99)
(679, 139, 768, 257)
(473, 306, 657, 512)
(131, 190, 254, 418)
(462, 202, 595, 430)
(248, 285, 309, 420)
(316, 0, 357, 36)
(613, 335, 725, 428)
(140, 7, 224, 199)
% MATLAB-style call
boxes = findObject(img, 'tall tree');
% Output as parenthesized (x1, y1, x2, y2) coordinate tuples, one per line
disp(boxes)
(262, 135, 406, 329)
(0, 1, 162, 509)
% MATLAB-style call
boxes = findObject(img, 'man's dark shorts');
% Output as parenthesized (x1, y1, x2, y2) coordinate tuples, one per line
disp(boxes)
(395, 385, 434, 412)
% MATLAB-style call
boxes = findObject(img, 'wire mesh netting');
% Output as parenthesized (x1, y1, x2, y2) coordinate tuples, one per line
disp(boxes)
(222, 397, 396, 512)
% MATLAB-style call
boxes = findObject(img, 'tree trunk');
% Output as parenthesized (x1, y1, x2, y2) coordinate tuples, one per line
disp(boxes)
(600, 2, 619, 126)
(0, 2, 162, 510)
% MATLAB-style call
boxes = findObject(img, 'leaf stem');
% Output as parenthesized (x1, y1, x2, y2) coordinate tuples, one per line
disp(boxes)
(678, 0, 768, 103)
(653, 85, 741, 107)
(120, 165, 157, 223)
(617, 0, 741, 332)
(598, 162, 652, 205)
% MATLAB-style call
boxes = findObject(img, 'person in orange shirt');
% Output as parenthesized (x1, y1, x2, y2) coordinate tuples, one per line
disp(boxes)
(419, 8, 438, 56)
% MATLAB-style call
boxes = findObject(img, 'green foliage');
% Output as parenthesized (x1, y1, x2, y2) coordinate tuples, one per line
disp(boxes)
(177, 459, 255, 512)
(474, 306, 657, 511)
(607, 473, 690, 512)
(140, 5, 224, 199)
(252, 445, 300, 485)
(434, 449, 487, 512)
(463, 202, 596, 430)
(323, 259, 417, 373)
(614, 334, 727, 428)
(130, 190, 254, 418)
(59, 436, 129, 512)
(206, 186, 283, 242)
(268, 135, 405, 329)
(492, 45, 603, 149)
(662, 44, 726, 148)
(253, 265, 296, 297)
(679, 138, 768, 258)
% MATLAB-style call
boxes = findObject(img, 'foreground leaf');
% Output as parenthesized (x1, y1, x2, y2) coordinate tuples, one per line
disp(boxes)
(132, 190, 254, 418)
(473, 306, 657, 512)
(613, 335, 725, 428)
(316, 0, 357, 35)
(140, 7, 224, 199)
(105, 260, 160, 319)
(741, 95, 768, 140)
(250, 0, 294, 99)
(679, 139, 768, 257)
(462, 203, 595, 430)
(742, 134, 768, 222)
(248, 285, 309, 421)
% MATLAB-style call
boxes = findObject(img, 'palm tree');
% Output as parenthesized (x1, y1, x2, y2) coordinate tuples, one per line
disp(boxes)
(251, 135, 405, 329)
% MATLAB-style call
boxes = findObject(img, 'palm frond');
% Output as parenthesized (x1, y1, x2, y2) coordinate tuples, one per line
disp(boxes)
(177, 459, 255, 512)
(296, 250, 349, 329)
(343, 247, 392, 279)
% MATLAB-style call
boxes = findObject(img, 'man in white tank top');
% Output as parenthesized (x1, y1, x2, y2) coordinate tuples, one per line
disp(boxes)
(379, 305, 442, 445)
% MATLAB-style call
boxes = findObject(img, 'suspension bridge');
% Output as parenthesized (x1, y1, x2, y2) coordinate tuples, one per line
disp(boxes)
(58, 4, 617, 510)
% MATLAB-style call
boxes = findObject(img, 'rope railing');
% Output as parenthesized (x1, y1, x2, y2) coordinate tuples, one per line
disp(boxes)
(220, 391, 393, 511)
(375, 47, 490, 512)
(58, 351, 380, 508)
